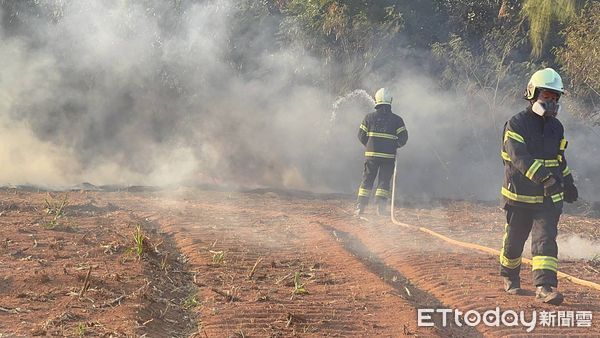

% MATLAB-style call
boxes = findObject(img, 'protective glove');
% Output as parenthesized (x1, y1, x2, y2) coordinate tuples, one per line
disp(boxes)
(542, 176, 563, 197)
(564, 183, 578, 203)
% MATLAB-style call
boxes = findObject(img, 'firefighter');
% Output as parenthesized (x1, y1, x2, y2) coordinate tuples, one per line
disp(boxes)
(499, 68, 578, 305)
(355, 88, 408, 216)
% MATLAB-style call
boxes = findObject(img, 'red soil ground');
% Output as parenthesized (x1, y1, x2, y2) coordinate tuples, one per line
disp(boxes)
(1, 187, 598, 337)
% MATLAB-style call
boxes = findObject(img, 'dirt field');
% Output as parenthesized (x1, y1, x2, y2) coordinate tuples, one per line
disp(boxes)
(0, 187, 598, 337)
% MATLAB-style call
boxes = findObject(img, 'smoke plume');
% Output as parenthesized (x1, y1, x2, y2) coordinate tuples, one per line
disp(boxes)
(1, 0, 599, 204)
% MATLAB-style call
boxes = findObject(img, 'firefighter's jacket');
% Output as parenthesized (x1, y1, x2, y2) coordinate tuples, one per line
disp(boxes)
(501, 107, 573, 209)
(358, 106, 408, 159)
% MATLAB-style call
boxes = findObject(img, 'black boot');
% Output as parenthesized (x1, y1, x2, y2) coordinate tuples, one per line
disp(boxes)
(502, 277, 523, 295)
(376, 199, 388, 216)
(354, 202, 366, 217)
(354, 196, 369, 217)
(535, 285, 564, 305)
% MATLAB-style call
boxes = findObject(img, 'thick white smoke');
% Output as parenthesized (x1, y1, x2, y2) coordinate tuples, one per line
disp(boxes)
(1, 0, 599, 203)
(0, 1, 332, 188)
(558, 235, 600, 260)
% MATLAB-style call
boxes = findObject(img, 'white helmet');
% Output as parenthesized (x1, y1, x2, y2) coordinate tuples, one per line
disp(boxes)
(374, 88, 393, 107)
(525, 68, 564, 100)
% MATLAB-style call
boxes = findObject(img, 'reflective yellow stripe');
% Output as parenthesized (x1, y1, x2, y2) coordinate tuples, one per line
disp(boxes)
(396, 126, 406, 134)
(504, 130, 525, 143)
(500, 223, 522, 269)
(551, 192, 564, 203)
(501, 187, 543, 203)
(501, 187, 563, 204)
(559, 138, 568, 150)
(359, 124, 367, 132)
(367, 132, 398, 140)
(500, 255, 522, 269)
(375, 188, 390, 198)
(533, 264, 558, 272)
(365, 152, 395, 159)
(525, 160, 542, 180)
(557, 154, 563, 162)
(532, 256, 558, 272)
(562, 166, 571, 176)
(501, 152, 559, 168)
(358, 188, 371, 197)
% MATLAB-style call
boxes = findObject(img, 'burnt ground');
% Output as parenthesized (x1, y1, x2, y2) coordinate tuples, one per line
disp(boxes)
(0, 187, 598, 337)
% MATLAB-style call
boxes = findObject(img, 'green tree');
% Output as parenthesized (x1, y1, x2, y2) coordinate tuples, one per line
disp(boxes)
(521, 0, 579, 58)
(555, 1, 600, 123)
(278, 0, 403, 92)
(441, 0, 500, 44)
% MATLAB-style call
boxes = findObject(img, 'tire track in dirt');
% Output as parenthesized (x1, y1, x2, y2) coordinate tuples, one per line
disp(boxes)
(316, 221, 481, 337)
(395, 203, 600, 283)
(115, 196, 444, 337)
(100, 190, 598, 336)
(0, 191, 199, 337)
(318, 211, 599, 337)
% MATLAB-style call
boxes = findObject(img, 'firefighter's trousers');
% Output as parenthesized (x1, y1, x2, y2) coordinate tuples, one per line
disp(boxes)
(357, 157, 394, 207)
(500, 204, 561, 287)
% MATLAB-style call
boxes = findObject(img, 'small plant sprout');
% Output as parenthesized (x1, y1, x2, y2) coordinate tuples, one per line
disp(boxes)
(44, 193, 69, 229)
(210, 250, 224, 265)
(76, 322, 86, 336)
(127, 224, 146, 260)
(183, 293, 199, 309)
(293, 272, 308, 295)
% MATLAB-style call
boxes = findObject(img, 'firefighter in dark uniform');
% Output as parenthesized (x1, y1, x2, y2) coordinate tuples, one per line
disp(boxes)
(355, 88, 408, 216)
(499, 68, 578, 305)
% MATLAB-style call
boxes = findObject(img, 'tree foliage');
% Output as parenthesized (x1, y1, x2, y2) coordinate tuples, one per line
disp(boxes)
(226, 0, 599, 122)
(6, 0, 596, 119)
(441, 0, 500, 45)
(277, 0, 403, 91)
(521, 0, 579, 58)
(555, 1, 600, 123)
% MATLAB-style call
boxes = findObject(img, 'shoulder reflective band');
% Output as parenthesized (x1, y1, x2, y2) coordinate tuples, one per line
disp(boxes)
(501, 151, 511, 161)
(525, 160, 543, 179)
(532, 256, 558, 272)
(501, 187, 543, 203)
(560, 138, 568, 150)
(365, 152, 395, 159)
(504, 130, 525, 143)
(563, 166, 571, 176)
(367, 132, 398, 139)
(360, 124, 368, 132)
(396, 126, 406, 134)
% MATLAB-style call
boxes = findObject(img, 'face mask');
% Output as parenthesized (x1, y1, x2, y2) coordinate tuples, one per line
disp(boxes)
(532, 100, 561, 117)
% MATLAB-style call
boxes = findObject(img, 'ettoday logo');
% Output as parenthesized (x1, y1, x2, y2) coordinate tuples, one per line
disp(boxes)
(417, 307, 593, 333)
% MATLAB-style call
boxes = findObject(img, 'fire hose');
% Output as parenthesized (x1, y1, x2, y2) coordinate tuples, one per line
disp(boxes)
(389, 157, 600, 292)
